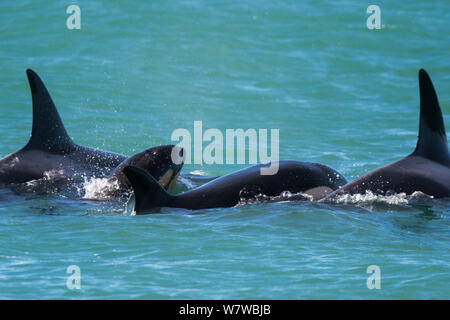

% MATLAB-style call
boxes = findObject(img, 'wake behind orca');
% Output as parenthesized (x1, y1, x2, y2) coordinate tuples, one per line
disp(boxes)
(0, 69, 184, 198)
(322, 69, 450, 200)
(123, 161, 348, 214)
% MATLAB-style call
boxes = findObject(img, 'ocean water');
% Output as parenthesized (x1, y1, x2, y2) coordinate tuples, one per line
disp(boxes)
(0, 0, 449, 299)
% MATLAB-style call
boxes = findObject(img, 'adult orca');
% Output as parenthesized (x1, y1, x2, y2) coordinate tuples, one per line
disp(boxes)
(12, 144, 185, 199)
(322, 69, 450, 200)
(0, 69, 184, 197)
(123, 161, 348, 214)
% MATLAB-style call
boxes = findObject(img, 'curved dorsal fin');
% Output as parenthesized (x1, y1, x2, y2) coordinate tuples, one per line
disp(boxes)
(412, 69, 449, 165)
(123, 166, 172, 214)
(24, 69, 75, 153)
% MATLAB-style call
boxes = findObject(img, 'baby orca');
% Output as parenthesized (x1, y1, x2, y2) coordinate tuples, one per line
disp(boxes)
(103, 145, 184, 198)
(123, 161, 347, 214)
(322, 69, 450, 200)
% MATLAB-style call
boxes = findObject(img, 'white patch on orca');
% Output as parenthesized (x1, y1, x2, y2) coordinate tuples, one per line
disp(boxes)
(158, 169, 174, 188)
(304, 186, 333, 200)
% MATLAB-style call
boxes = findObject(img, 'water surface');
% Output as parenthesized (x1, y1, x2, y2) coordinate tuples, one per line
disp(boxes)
(0, 1, 449, 299)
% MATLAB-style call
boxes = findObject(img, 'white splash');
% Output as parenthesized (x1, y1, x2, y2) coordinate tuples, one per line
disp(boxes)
(25, 169, 66, 187)
(178, 175, 196, 189)
(237, 191, 313, 206)
(331, 190, 433, 206)
(82, 177, 120, 200)
(8, 156, 20, 168)
(43, 169, 65, 180)
(189, 170, 208, 176)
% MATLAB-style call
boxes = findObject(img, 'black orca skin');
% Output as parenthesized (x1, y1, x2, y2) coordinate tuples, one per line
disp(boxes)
(123, 161, 348, 214)
(322, 69, 450, 200)
(0, 70, 184, 197)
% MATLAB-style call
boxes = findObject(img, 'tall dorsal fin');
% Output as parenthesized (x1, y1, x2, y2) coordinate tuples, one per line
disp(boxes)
(412, 69, 449, 165)
(24, 69, 76, 153)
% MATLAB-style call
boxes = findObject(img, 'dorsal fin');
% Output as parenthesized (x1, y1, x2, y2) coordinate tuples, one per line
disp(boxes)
(24, 69, 76, 153)
(412, 69, 449, 165)
(123, 166, 172, 214)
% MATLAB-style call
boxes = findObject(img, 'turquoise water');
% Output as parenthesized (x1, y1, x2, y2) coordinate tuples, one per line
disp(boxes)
(0, 0, 449, 299)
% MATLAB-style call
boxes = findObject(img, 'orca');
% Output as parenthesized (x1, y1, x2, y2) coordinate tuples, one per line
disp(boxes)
(123, 160, 348, 214)
(322, 69, 450, 200)
(99, 144, 184, 198)
(0, 69, 184, 196)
